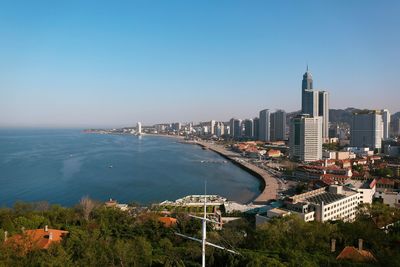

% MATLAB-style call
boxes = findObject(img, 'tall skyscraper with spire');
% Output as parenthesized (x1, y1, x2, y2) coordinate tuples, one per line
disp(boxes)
(300, 67, 329, 140)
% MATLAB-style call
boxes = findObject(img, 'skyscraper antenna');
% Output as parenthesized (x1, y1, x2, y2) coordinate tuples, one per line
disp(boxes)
(307, 63, 309, 72)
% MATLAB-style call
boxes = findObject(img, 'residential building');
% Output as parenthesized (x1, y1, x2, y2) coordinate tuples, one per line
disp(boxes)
(136, 122, 142, 134)
(289, 114, 323, 162)
(382, 109, 390, 140)
(253, 117, 259, 140)
(270, 110, 287, 141)
(243, 119, 254, 138)
(230, 118, 242, 138)
(350, 110, 383, 150)
(5, 226, 69, 252)
(319, 91, 329, 140)
(259, 109, 270, 142)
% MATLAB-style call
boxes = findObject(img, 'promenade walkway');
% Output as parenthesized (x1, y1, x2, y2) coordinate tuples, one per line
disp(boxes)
(196, 141, 279, 204)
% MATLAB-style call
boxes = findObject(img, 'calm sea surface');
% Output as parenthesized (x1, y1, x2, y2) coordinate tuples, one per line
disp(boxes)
(0, 129, 260, 207)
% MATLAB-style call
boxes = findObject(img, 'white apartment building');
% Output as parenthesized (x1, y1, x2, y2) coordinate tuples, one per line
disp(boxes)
(287, 185, 360, 222)
(289, 114, 323, 162)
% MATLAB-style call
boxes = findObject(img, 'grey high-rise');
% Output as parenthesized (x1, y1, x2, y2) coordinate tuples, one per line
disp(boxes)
(270, 110, 287, 141)
(259, 109, 270, 142)
(253, 117, 260, 140)
(318, 91, 329, 139)
(350, 110, 383, 150)
(301, 67, 329, 139)
(230, 118, 242, 139)
(243, 119, 254, 138)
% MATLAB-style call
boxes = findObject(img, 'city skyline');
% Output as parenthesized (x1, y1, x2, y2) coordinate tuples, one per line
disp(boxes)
(1, 1, 399, 128)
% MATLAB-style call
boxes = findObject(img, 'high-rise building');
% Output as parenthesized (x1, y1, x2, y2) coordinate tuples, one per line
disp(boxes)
(136, 122, 142, 134)
(210, 120, 216, 135)
(289, 114, 323, 162)
(350, 110, 383, 150)
(319, 91, 329, 139)
(270, 110, 287, 141)
(301, 68, 329, 139)
(215, 122, 224, 137)
(253, 117, 260, 140)
(230, 118, 242, 138)
(382, 109, 390, 140)
(243, 119, 254, 138)
(393, 118, 400, 137)
(259, 109, 270, 142)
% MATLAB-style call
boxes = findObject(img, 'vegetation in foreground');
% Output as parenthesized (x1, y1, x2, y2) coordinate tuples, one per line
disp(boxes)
(0, 201, 399, 267)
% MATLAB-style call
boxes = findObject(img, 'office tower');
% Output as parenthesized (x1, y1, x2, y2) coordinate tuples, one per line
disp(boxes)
(243, 119, 254, 138)
(270, 110, 287, 141)
(381, 109, 390, 140)
(136, 122, 142, 134)
(214, 122, 224, 137)
(253, 117, 260, 140)
(259, 109, 270, 142)
(210, 120, 216, 135)
(319, 91, 329, 139)
(350, 110, 383, 150)
(289, 114, 323, 162)
(393, 118, 400, 137)
(230, 118, 242, 138)
(301, 68, 329, 139)
(172, 122, 181, 132)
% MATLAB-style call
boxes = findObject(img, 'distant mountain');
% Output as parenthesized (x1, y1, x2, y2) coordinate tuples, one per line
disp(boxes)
(329, 108, 357, 125)
(286, 108, 399, 125)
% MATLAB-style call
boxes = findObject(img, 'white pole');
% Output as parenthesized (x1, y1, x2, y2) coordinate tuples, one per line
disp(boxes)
(202, 182, 207, 267)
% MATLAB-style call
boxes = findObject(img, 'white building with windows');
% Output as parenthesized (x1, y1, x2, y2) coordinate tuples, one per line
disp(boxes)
(286, 185, 360, 222)
(289, 114, 323, 162)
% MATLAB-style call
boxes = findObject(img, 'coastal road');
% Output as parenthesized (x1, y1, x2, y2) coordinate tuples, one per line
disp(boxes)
(196, 141, 279, 204)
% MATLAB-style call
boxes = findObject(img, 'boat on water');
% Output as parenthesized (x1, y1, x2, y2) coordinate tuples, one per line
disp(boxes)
(109, 165, 113, 168)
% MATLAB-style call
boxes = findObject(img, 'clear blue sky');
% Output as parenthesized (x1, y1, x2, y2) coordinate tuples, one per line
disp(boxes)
(1, 0, 399, 127)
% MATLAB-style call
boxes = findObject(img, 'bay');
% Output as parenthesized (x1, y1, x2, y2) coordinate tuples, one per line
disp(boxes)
(0, 129, 260, 207)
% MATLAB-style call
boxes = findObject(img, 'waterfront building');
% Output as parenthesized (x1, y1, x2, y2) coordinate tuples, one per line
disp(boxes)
(172, 122, 181, 132)
(230, 118, 242, 138)
(301, 68, 329, 140)
(381, 109, 390, 140)
(136, 122, 142, 134)
(243, 119, 254, 139)
(350, 110, 383, 150)
(289, 114, 322, 162)
(210, 120, 216, 135)
(215, 122, 225, 137)
(224, 124, 231, 136)
(270, 110, 287, 141)
(259, 109, 270, 142)
(253, 117, 259, 140)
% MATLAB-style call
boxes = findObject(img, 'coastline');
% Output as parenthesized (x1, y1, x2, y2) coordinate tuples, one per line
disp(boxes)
(84, 131, 276, 204)
(194, 140, 279, 204)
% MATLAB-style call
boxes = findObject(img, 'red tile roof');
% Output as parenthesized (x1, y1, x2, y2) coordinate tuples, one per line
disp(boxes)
(6, 228, 68, 253)
(159, 217, 177, 227)
(336, 246, 376, 262)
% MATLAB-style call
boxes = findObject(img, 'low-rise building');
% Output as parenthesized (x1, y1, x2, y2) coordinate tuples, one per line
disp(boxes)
(375, 191, 400, 208)
(286, 185, 360, 222)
